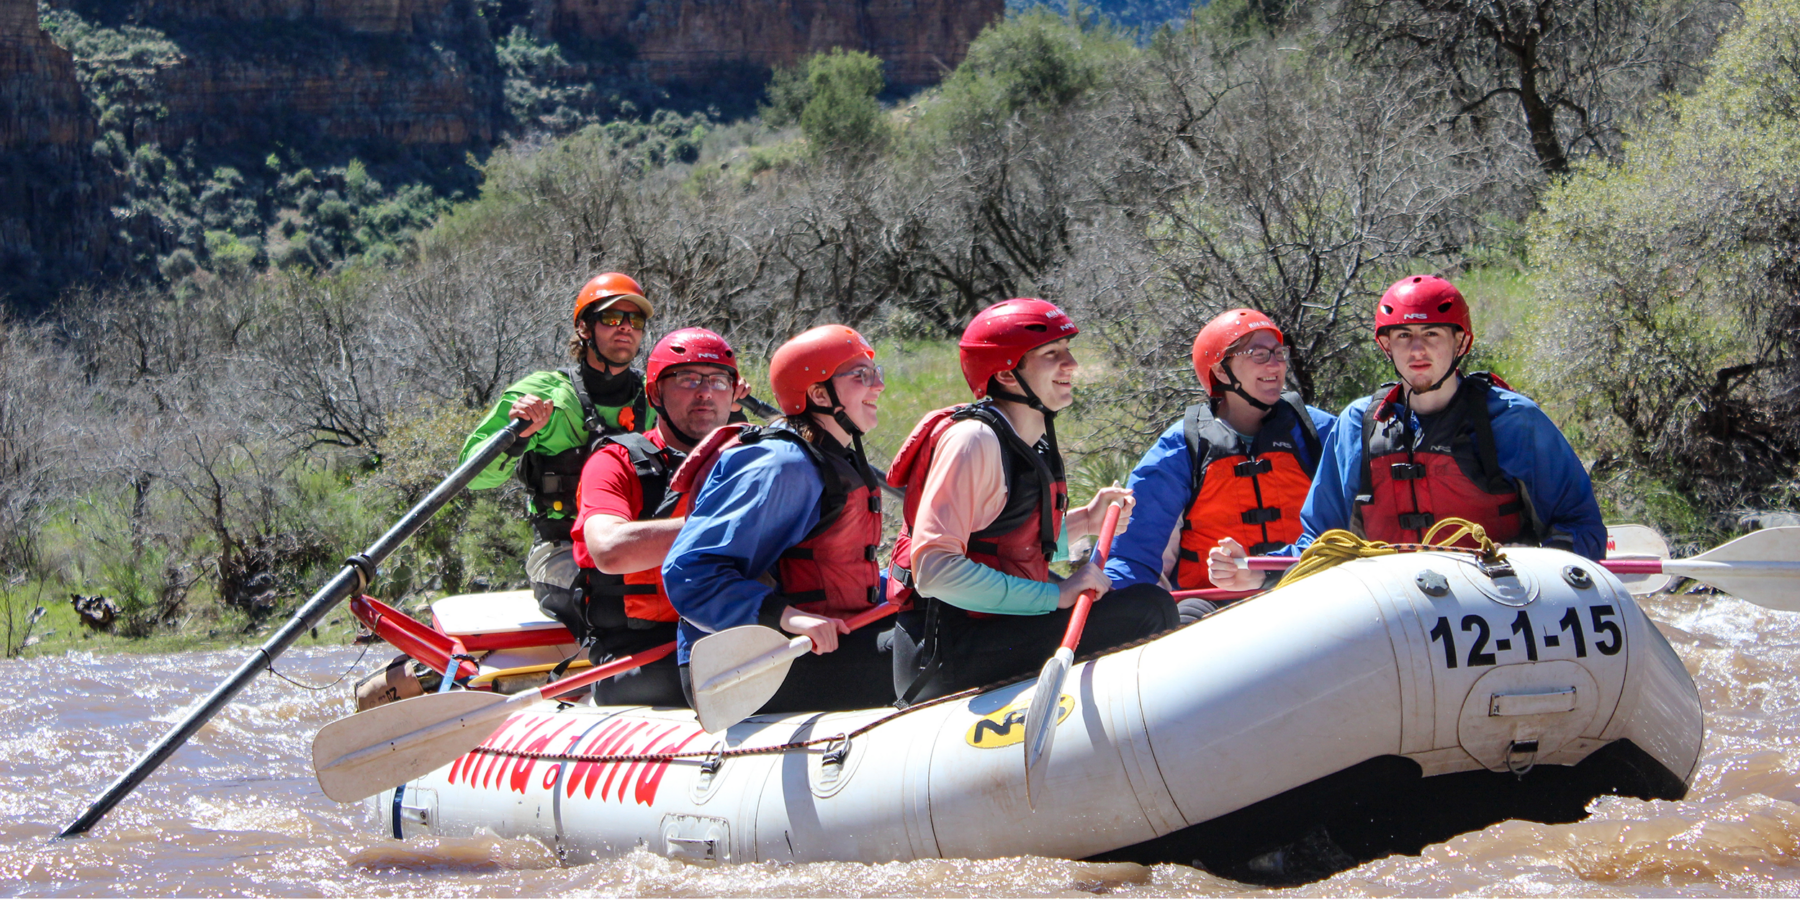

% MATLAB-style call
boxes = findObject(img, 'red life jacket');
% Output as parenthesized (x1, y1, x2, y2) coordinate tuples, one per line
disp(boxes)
(668, 423, 883, 617)
(1173, 394, 1322, 589)
(1355, 373, 1539, 547)
(886, 404, 1068, 611)
(580, 433, 681, 624)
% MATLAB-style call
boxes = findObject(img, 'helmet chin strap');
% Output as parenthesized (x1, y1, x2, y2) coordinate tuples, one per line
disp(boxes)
(988, 369, 1061, 461)
(1387, 329, 1466, 398)
(1217, 365, 1275, 412)
(651, 401, 703, 450)
(809, 381, 878, 490)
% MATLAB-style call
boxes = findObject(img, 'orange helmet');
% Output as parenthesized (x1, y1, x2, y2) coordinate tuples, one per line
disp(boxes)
(572, 272, 651, 326)
(1192, 308, 1283, 396)
(769, 325, 875, 415)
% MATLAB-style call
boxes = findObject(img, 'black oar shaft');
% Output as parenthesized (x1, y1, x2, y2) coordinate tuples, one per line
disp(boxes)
(59, 418, 529, 838)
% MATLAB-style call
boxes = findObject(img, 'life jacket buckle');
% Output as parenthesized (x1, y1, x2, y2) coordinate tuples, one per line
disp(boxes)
(1240, 506, 1282, 525)
(1398, 511, 1435, 530)
(1390, 462, 1427, 481)
(1234, 458, 1273, 477)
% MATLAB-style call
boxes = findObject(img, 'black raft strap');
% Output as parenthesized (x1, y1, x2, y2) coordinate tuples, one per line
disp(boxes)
(587, 583, 659, 596)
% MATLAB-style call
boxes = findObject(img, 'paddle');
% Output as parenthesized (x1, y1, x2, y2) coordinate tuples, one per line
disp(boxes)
(312, 640, 675, 802)
(690, 602, 899, 733)
(1605, 523, 1674, 595)
(1022, 501, 1123, 809)
(58, 418, 531, 838)
(1217, 527, 1800, 612)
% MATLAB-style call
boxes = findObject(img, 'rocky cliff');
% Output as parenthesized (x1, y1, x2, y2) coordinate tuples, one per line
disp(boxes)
(0, 0, 118, 306)
(50, 0, 504, 148)
(3, 0, 1001, 306)
(551, 0, 1002, 86)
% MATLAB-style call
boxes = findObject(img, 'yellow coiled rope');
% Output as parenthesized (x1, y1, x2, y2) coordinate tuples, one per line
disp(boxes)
(1272, 516, 1507, 589)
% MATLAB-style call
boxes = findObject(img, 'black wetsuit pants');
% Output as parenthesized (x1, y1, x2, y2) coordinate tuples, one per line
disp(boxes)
(890, 583, 1178, 705)
(679, 626, 895, 715)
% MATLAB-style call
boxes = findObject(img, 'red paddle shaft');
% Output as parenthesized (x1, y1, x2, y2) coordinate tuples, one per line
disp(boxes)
(1056, 503, 1124, 654)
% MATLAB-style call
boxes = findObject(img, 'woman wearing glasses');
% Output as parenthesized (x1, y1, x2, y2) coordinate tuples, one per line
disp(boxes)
(662, 325, 897, 713)
(885, 300, 1175, 706)
(1102, 308, 1338, 621)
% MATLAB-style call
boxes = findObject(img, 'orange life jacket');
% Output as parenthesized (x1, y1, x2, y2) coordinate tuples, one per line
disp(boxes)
(1173, 394, 1321, 588)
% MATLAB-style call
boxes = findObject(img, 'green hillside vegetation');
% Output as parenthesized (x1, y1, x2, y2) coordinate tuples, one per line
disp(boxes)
(6, 0, 1783, 655)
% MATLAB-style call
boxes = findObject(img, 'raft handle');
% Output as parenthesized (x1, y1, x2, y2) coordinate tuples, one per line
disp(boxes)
(1505, 739, 1540, 777)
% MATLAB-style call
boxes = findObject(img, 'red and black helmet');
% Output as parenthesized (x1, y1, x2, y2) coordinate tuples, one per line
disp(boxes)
(1375, 275, 1471, 341)
(646, 327, 738, 386)
(1192, 308, 1283, 396)
(958, 299, 1079, 399)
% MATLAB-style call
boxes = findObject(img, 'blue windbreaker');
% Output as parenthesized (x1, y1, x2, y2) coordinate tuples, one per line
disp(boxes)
(1105, 404, 1338, 588)
(1294, 381, 1606, 560)
(661, 438, 886, 663)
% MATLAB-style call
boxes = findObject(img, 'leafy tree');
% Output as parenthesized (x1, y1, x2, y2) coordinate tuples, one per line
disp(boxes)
(1531, 0, 1800, 515)
(798, 49, 890, 156)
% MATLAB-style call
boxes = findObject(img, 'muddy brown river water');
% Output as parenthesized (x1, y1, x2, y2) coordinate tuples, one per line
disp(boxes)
(2, 588, 1798, 897)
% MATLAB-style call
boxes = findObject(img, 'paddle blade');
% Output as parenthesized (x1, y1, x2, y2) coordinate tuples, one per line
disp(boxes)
(1022, 647, 1073, 810)
(313, 689, 511, 803)
(690, 625, 805, 733)
(1670, 526, 1800, 612)
(1606, 524, 1674, 595)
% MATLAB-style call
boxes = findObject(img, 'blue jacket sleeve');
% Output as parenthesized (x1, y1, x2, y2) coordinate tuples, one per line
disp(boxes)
(662, 441, 823, 663)
(1105, 421, 1190, 588)
(1487, 389, 1607, 560)
(1291, 398, 1371, 555)
(1306, 405, 1339, 461)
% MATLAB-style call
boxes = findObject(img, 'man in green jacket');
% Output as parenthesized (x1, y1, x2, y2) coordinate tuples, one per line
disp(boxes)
(457, 271, 655, 617)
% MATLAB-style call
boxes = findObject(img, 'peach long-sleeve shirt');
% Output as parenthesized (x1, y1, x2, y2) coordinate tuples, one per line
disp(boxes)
(909, 417, 1067, 615)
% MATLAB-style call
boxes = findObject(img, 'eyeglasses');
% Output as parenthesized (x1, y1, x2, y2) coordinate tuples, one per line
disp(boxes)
(664, 371, 736, 392)
(1232, 346, 1292, 365)
(593, 308, 647, 330)
(832, 365, 886, 387)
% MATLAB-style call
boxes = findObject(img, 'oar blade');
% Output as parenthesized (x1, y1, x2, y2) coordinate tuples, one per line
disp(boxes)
(312, 689, 511, 803)
(1606, 524, 1674, 595)
(1021, 649, 1071, 810)
(690, 625, 798, 733)
(1669, 526, 1800, 611)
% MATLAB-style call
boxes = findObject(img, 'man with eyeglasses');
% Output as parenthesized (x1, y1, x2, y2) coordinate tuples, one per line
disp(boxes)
(1208, 275, 1605, 592)
(558, 328, 747, 705)
(457, 272, 657, 626)
(1103, 309, 1337, 620)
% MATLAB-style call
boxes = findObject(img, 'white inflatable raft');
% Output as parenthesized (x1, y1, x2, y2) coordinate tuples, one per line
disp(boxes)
(371, 546, 1701, 881)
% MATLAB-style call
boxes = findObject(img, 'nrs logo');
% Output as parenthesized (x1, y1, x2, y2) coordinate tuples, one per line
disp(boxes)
(1403, 313, 1430, 320)
(964, 694, 1073, 749)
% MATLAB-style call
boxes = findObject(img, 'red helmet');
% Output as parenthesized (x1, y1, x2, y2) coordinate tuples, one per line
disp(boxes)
(1192, 308, 1283, 396)
(769, 325, 876, 415)
(1375, 275, 1470, 340)
(646, 327, 738, 385)
(958, 299, 1079, 398)
(572, 272, 651, 326)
